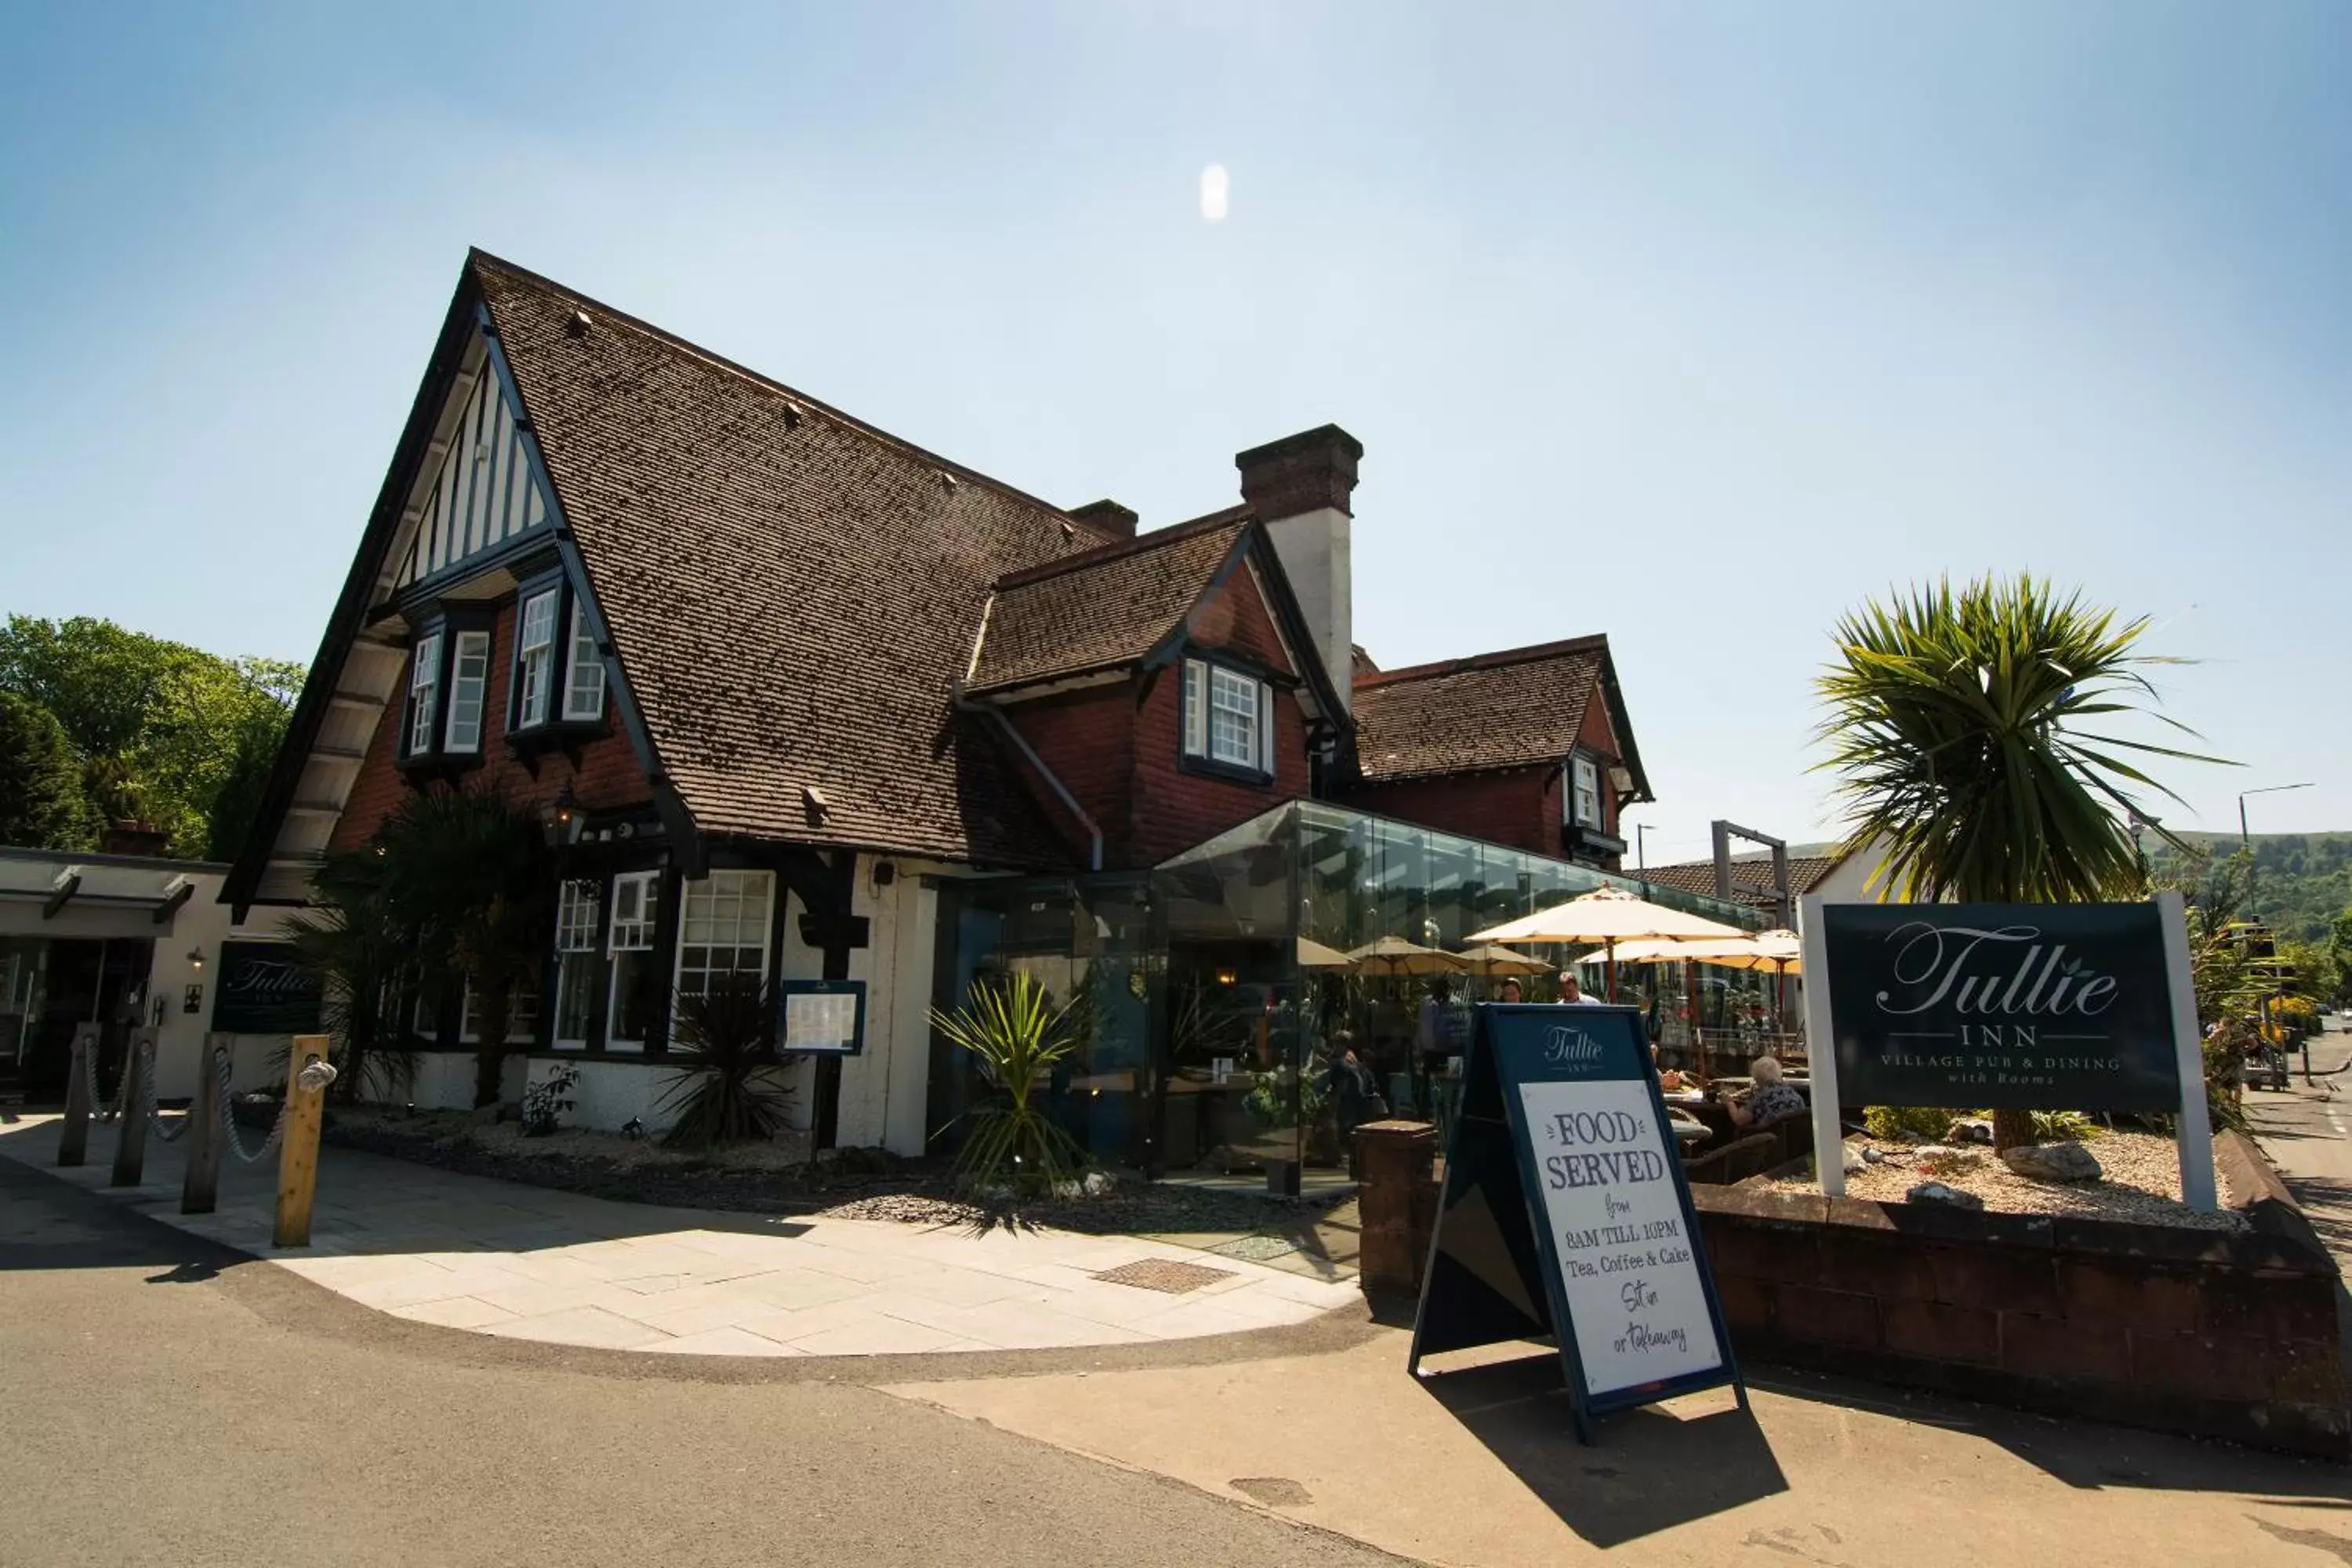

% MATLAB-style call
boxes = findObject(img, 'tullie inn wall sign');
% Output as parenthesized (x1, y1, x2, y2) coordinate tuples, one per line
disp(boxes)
(210, 940, 325, 1035)
(1798, 893, 2214, 1209)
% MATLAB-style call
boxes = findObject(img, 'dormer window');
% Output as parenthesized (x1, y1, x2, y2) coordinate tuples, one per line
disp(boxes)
(1181, 655, 1276, 782)
(400, 611, 495, 770)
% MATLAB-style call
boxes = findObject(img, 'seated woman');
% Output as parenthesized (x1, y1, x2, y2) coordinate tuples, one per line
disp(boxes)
(1727, 1055, 1806, 1129)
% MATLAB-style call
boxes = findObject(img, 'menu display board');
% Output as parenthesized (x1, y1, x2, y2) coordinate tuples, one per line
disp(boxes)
(1410, 1004, 1740, 1441)
(210, 940, 323, 1034)
(779, 980, 866, 1055)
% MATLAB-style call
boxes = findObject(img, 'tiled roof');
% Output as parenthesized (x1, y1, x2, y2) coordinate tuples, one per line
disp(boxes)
(966, 510, 1250, 694)
(1638, 854, 1846, 908)
(476, 253, 1114, 867)
(1348, 637, 1609, 783)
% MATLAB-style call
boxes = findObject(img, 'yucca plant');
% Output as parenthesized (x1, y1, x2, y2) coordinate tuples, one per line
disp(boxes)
(282, 845, 413, 1103)
(930, 971, 1090, 1200)
(659, 975, 794, 1150)
(1816, 575, 2223, 1150)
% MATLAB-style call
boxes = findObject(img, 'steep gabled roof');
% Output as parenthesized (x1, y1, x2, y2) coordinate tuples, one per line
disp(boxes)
(964, 507, 1250, 694)
(229, 250, 1123, 907)
(1348, 634, 1653, 798)
(475, 254, 1127, 862)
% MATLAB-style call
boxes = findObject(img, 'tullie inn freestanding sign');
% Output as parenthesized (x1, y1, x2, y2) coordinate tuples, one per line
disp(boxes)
(1798, 891, 2215, 1209)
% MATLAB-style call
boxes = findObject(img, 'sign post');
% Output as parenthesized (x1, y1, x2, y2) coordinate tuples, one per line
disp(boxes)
(1802, 895, 2216, 1214)
(1410, 1004, 1742, 1443)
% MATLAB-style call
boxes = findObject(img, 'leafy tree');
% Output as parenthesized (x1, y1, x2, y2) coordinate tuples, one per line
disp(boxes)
(1815, 575, 2223, 1150)
(0, 690, 94, 849)
(0, 615, 301, 858)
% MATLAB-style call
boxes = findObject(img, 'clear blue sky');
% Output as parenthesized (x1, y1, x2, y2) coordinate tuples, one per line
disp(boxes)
(4, 2, 2346, 862)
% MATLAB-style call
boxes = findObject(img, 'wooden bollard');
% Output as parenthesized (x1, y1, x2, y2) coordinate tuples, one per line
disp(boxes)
(109, 1029, 156, 1187)
(56, 1024, 97, 1167)
(183, 1036, 226, 1215)
(272, 1033, 332, 1248)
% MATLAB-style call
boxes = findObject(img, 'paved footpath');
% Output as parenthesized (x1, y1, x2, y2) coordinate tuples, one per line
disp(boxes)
(0, 1156, 1403, 1568)
(0, 1114, 1354, 1356)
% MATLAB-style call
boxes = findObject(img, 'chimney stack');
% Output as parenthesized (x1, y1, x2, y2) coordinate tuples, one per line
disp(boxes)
(1236, 425, 1360, 713)
(1067, 499, 1138, 541)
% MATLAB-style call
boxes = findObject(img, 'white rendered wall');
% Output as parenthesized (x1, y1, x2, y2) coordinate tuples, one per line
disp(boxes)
(1262, 506, 1352, 713)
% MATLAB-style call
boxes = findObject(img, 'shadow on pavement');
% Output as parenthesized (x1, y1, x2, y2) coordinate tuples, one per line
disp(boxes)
(1746, 1361, 2352, 1502)
(1412, 1351, 1787, 1548)
(0, 1156, 254, 1279)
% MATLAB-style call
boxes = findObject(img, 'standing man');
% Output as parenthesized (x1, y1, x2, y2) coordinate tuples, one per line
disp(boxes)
(1559, 972, 1603, 1006)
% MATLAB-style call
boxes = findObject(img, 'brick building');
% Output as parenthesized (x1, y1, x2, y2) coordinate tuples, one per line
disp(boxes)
(227, 252, 1746, 1164)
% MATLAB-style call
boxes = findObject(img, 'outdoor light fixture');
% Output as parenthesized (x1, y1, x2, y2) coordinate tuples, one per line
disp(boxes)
(187, 947, 205, 971)
(554, 783, 578, 833)
(1217, 968, 1238, 985)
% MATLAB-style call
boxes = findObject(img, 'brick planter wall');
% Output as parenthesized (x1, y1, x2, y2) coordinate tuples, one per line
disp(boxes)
(1692, 1131, 2348, 1458)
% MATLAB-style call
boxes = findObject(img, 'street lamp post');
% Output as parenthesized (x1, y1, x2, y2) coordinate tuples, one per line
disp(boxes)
(2238, 782, 2314, 1080)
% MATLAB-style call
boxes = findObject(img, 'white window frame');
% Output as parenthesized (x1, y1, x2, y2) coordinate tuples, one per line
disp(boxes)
(1207, 663, 1264, 771)
(442, 629, 492, 754)
(405, 631, 442, 757)
(673, 869, 775, 1001)
(516, 588, 560, 728)
(604, 870, 660, 1051)
(561, 601, 606, 721)
(552, 878, 601, 1049)
(1570, 755, 1602, 827)
(460, 979, 540, 1044)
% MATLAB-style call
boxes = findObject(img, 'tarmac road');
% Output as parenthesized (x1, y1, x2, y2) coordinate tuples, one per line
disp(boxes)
(0, 1158, 1407, 1568)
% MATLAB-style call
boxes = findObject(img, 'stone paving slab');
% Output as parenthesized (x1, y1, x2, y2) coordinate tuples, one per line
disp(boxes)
(0, 1114, 1359, 1356)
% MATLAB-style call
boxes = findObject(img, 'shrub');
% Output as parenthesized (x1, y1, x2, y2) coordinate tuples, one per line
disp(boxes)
(1864, 1105, 1955, 1142)
(522, 1062, 579, 1137)
(2030, 1109, 2098, 1142)
(659, 977, 796, 1150)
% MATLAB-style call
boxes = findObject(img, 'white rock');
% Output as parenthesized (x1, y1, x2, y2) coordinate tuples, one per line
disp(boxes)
(1945, 1117, 1995, 1145)
(1842, 1143, 1867, 1174)
(1999, 1142, 2103, 1183)
(1906, 1181, 1985, 1210)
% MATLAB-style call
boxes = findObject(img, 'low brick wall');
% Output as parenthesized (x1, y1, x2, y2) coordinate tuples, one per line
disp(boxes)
(1693, 1131, 2349, 1458)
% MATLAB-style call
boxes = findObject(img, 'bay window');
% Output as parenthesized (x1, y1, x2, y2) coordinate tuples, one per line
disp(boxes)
(442, 630, 492, 753)
(562, 602, 607, 721)
(514, 587, 559, 729)
(676, 869, 775, 998)
(405, 631, 442, 757)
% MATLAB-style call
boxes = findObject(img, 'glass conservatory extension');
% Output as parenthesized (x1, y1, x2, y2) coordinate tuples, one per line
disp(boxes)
(926, 800, 1770, 1187)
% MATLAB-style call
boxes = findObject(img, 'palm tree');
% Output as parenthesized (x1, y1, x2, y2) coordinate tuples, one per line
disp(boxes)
(1815, 575, 2222, 1149)
(371, 786, 555, 1108)
(282, 847, 412, 1103)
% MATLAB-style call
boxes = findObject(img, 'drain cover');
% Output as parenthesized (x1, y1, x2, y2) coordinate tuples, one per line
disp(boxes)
(1208, 1234, 1305, 1262)
(1093, 1258, 1236, 1294)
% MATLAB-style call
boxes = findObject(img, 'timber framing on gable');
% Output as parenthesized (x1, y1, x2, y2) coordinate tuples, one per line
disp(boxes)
(224, 263, 698, 915)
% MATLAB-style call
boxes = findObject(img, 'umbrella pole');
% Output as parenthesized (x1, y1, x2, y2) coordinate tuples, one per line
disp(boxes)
(1605, 940, 1618, 1004)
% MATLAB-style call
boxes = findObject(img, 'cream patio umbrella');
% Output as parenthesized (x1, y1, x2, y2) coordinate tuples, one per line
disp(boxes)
(1296, 935, 1356, 970)
(1469, 885, 1746, 1001)
(1454, 943, 1555, 996)
(1344, 935, 1470, 978)
(1599, 929, 1802, 1036)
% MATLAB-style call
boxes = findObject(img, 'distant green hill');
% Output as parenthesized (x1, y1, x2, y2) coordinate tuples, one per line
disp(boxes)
(2148, 832, 2352, 943)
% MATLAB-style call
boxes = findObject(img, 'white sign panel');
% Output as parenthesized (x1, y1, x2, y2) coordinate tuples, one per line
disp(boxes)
(1517, 1078, 1722, 1395)
(784, 990, 860, 1054)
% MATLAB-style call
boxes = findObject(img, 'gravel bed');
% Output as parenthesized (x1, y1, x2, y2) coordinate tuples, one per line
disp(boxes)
(323, 1109, 1347, 1236)
(1762, 1131, 2248, 1232)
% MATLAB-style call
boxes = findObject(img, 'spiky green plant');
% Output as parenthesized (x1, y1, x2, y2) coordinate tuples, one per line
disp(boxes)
(282, 846, 413, 1103)
(1816, 576, 2225, 1149)
(930, 971, 1089, 1200)
(659, 976, 794, 1150)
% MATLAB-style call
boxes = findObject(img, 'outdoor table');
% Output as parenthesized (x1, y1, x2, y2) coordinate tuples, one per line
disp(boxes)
(1669, 1119, 1710, 1145)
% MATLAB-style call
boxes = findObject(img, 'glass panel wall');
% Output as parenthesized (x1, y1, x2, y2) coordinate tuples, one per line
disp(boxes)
(927, 800, 1766, 1189)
